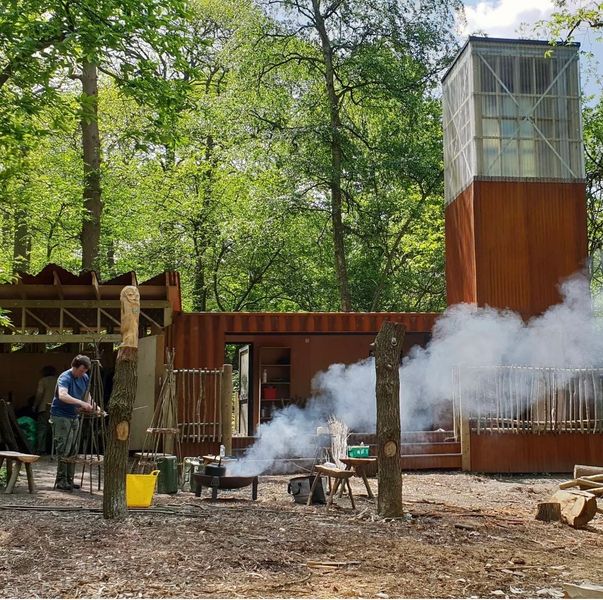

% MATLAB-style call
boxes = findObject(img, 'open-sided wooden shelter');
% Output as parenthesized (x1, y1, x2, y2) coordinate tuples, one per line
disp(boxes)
(0, 264, 180, 449)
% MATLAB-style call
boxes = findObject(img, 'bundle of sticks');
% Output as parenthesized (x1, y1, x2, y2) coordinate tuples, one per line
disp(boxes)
(536, 464, 603, 528)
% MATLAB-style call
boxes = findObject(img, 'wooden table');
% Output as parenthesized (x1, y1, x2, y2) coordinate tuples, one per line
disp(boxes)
(340, 457, 377, 499)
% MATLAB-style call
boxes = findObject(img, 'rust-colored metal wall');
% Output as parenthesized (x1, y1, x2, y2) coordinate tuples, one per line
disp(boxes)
(445, 185, 477, 307)
(470, 431, 603, 473)
(166, 312, 436, 437)
(165, 312, 437, 369)
(446, 180, 587, 317)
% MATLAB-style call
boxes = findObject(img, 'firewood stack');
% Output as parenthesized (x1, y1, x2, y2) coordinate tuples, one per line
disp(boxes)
(536, 465, 603, 529)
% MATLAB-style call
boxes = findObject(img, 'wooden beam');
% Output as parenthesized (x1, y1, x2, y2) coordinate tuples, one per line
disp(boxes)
(0, 334, 122, 343)
(62, 308, 92, 331)
(24, 309, 53, 331)
(99, 308, 121, 327)
(0, 299, 170, 308)
(139, 309, 162, 330)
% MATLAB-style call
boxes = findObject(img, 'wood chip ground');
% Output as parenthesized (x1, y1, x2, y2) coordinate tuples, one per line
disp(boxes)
(0, 457, 602, 598)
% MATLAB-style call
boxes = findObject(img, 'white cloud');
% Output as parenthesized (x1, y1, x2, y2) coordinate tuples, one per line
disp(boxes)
(460, 0, 555, 38)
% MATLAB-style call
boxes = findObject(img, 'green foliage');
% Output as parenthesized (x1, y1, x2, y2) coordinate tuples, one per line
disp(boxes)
(0, 0, 464, 313)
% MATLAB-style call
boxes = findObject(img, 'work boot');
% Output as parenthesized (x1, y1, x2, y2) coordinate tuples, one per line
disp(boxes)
(56, 482, 73, 491)
(70, 482, 81, 490)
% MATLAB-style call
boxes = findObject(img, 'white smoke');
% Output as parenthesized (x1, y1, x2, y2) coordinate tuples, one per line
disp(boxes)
(230, 276, 602, 476)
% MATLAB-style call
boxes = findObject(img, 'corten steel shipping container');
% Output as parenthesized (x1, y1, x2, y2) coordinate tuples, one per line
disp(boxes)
(166, 311, 438, 451)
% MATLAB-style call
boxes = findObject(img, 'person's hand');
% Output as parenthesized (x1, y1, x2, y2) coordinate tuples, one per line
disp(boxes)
(80, 401, 94, 413)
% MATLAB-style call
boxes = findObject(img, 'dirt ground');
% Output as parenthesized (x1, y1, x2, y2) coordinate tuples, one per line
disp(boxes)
(0, 458, 602, 599)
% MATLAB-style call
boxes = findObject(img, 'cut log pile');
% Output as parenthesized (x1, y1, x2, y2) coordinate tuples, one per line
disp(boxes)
(536, 464, 603, 529)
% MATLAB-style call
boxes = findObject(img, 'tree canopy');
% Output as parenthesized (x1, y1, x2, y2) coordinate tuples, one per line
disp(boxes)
(1, 0, 601, 313)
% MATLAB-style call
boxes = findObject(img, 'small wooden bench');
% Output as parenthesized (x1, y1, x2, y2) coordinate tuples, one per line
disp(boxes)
(339, 457, 377, 499)
(308, 465, 356, 509)
(0, 451, 40, 494)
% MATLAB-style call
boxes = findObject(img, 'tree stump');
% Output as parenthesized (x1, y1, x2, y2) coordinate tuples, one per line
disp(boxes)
(103, 286, 140, 519)
(375, 320, 405, 518)
(535, 501, 561, 522)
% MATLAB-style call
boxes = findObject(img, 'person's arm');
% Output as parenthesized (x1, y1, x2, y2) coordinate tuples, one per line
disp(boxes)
(57, 386, 94, 412)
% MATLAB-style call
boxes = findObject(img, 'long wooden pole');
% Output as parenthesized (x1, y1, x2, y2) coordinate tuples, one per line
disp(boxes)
(221, 364, 233, 455)
(375, 320, 405, 518)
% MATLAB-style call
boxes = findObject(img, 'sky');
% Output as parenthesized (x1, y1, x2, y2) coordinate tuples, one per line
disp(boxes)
(459, 0, 602, 98)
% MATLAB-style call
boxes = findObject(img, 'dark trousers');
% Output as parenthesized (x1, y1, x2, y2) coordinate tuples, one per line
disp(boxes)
(51, 416, 81, 486)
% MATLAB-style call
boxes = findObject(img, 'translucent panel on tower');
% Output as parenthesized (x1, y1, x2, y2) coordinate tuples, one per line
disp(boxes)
(443, 38, 584, 204)
(443, 47, 475, 202)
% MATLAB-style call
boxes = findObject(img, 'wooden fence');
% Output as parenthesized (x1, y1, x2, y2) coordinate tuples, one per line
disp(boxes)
(175, 368, 224, 443)
(453, 366, 603, 436)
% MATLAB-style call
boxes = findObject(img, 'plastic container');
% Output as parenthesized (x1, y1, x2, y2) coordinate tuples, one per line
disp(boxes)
(156, 455, 179, 494)
(262, 386, 278, 400)
(347, 444, 370, 458)
(126, 470, 160, 508)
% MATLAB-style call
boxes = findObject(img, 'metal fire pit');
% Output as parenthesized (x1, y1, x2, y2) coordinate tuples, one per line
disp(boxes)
(192, 473, 258, 501)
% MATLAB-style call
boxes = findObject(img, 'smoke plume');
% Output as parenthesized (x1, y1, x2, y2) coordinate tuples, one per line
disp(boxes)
(230, 276, 602, 476)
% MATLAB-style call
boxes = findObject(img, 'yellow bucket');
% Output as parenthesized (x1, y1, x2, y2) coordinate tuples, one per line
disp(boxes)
(126, 470, 160, 508)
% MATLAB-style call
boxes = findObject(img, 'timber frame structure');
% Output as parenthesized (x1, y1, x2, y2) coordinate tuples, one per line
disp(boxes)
(0, 264, 181, 345)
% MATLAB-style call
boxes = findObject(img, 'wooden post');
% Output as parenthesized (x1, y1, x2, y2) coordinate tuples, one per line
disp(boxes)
(221, 364, 233, 456)
(375, 320, 405, 518)
(103, 286, 140, 520)
(460, 399, 471, 471)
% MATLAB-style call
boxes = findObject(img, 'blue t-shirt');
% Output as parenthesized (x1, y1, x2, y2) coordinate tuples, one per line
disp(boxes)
(50, 369, 90, 419)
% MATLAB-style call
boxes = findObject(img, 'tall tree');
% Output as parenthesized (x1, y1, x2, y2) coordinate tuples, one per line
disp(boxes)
(255, 0, 461, 310)
(0, 0, 194, 272)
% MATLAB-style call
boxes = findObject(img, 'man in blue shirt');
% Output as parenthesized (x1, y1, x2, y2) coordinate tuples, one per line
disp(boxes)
(50, 355, 95, 491)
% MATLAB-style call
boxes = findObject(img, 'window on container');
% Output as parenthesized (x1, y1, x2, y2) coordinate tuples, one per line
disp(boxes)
(501, 96, 517, 118)
(518, 118, 534, 138)
(483, 138, 501, 175)
(501, 140, 519, 175)
(482, 118, 499, 137)
(520, 140, 536, 177)
(501, 118, 518, 138)
(482, 95, 498, 117)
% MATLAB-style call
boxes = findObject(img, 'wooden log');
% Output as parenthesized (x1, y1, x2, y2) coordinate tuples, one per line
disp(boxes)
(550, 490, 597, 529)
(560, 474, 603, 490)
(573, 464, 603, 479)
(375, 320, 405, 518)
(535, 501, 561, 522)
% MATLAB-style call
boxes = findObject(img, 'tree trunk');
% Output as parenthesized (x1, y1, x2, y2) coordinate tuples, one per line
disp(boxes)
(103, 286, 140, 519)
(312, 0, 352, 311)
(192, 134, 215, 312)
(374, 320, 405, 517)
(80, 60, 102, 273)
(12, 208, 31, 273)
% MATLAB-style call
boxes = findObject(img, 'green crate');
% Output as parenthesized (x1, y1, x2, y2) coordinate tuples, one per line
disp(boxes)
(347, 445, 369, 458)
